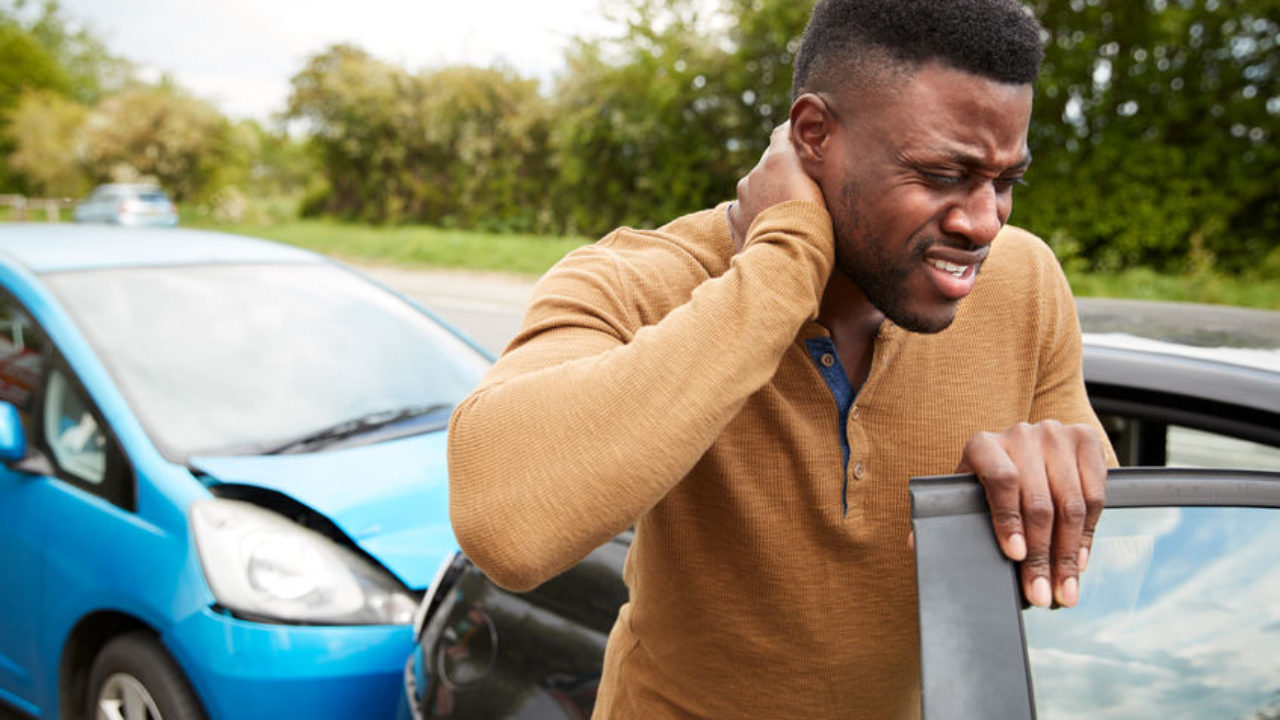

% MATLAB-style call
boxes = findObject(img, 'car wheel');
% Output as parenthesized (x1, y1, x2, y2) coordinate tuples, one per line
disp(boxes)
(85, 631, 206, 720)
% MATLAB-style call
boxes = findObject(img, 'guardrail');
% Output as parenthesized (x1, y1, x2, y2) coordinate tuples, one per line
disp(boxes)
(0, 194, 78, 222)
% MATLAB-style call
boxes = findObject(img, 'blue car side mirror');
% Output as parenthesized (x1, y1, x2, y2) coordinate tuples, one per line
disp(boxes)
(0, 401, 28, 462)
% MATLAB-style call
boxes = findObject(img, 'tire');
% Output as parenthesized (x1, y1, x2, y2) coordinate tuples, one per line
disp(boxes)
(85, 630, 207, 720)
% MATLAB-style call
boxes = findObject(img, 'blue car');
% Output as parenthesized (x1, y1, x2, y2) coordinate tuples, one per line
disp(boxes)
(0, 224, 490, 720)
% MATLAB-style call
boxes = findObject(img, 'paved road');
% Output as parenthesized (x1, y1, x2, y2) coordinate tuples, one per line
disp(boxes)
(358, 264, 1280, 364)
(358, 264, 535, 356)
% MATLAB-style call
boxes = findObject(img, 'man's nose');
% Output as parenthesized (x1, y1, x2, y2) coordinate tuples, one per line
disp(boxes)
(940, 182, 1007, 247)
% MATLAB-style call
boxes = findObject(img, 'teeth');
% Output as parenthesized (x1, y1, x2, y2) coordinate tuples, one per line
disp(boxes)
(927, 258, 969, 278)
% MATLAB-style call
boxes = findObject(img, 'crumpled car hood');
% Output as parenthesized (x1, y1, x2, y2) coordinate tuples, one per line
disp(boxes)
(188, 431, 454, 590)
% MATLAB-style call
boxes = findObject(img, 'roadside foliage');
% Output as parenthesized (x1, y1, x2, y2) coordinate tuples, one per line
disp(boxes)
(1, 0, 1277, 279)
(0, 0, 308, 214)
(279, 0, 1277, 277)
(287, 46, 553, 232)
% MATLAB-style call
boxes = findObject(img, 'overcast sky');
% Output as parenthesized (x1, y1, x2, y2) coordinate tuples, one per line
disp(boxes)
(55, 0, 622, 122)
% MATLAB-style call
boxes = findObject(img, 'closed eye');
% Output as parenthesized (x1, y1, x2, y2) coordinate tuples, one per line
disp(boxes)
(923, 172, 964, 187)
(993, 176, 1028, 192)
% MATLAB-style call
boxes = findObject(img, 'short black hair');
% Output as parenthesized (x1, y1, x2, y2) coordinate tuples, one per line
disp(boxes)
(792, 0, 1044, 100)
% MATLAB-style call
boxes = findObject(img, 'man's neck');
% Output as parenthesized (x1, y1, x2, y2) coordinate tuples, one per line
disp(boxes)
(818, 270, 885, 387)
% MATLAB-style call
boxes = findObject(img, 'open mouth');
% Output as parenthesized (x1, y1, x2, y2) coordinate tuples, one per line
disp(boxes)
(921, 252, 984, 301)
(926, 257, 972, 279)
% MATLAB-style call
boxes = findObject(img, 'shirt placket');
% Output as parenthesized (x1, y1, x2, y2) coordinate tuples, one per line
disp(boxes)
(804, 336, 857, 515)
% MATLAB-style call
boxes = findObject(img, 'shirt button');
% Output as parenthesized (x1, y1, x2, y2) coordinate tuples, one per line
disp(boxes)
(820, 353, 835, 368)
(850, 405, 860, 421)
(853, 462, 865, 479)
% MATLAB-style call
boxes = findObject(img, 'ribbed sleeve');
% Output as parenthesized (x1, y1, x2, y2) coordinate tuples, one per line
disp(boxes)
(447, 200, 833, 590)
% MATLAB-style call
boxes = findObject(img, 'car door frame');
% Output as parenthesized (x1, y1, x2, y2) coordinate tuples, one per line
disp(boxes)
(910, 467, 1280, 720)
(1082, 340, 1280, 463)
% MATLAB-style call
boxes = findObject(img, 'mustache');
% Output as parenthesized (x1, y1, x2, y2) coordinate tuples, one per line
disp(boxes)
(913, 235, 988, 262)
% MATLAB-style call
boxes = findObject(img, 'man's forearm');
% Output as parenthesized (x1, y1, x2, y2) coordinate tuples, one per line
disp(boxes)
(447, 201, 832, 591)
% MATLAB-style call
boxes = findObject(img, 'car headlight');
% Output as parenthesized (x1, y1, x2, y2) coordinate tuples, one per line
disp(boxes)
(190, 498, 416, 625)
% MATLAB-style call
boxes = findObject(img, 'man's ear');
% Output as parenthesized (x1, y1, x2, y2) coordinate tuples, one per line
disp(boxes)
(789, 92, 836, 172)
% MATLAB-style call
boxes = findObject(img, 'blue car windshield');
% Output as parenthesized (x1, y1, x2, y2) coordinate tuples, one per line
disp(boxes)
(44, 262, 490, 460)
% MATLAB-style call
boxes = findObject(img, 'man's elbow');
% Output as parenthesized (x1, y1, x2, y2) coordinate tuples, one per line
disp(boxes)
(449, 503, 555, 593)
(446, 405, 550, 590)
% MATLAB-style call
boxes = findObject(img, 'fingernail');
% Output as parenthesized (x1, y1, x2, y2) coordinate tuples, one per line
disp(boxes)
(1008, 533, 1026, 561)
(1058, 577, 1079, 607)
(1030, 577, 1052, 608)
(1078, 546, 1090, 572)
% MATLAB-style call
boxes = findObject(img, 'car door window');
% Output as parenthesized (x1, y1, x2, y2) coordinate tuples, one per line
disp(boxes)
(35, 361, 132, 509)
(1166, 425, 1280, 470)
(44, 369, 107, 484)
(1023, 505, 1280, 720)
(1099, 412, 1280, 470)
(0, 290, 131, 508)
(911, 469, 1280, 720)
(0, 295, 48, 420)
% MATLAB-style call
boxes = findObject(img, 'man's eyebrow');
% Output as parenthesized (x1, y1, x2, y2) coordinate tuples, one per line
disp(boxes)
(1007, 151, 1033, 172)
(928, 149, 1033, 173)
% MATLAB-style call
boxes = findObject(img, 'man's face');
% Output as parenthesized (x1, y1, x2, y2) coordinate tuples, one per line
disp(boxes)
(818, 62, 1034, 333)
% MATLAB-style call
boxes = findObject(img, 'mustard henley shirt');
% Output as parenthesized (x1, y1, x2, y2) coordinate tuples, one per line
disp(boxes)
(448, 200, 1109, 719)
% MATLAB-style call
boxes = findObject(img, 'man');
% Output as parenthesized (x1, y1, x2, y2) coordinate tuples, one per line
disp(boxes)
(447, 0, 1114, 716)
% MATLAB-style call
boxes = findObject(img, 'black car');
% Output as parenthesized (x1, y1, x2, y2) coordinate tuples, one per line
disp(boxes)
(406, 300, 1280, 720)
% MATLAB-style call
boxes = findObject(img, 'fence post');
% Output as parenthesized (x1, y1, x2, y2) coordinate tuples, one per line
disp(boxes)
(38, 199, 59, 222)
(0, 195, 28, 221)
(0, 195, 76, 222)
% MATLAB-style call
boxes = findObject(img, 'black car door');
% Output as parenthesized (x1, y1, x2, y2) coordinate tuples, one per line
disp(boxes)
(911, 467, 1280, 720)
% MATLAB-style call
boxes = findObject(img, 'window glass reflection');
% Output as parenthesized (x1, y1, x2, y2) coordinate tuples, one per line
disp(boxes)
(1025, 506, 1280, 719)
(1167, 426, 1280, 470)
(43, 370, 106, 484)
(43, 264, 490, 460)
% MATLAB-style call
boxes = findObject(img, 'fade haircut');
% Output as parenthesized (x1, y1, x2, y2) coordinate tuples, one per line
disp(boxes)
(792, 0, 1045, 101)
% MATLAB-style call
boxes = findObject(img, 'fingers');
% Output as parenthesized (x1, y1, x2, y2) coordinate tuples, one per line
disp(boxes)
(1074, 424, 1108, 571)
(958, 432, 1026, 562)
(1042, 422, 1084, 607)
(768, 120, 791, 144)
(730, 122, 823, 249)
(727, 196, 745, 251)
(963, 422, 1108, 610)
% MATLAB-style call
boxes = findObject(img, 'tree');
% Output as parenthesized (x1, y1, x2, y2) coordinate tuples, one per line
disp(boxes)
(6, 89, 89, 196)
(79, 86, 232, 201)
(721, 0, 814, 144)
(1016, 0, 1278, 273)
(19, 0, 132, 104)
(286, 44, 414, 221)
(0, 19, 68, 113)
(287, 45, 553, 229)
(551, 0, 756, 235)
(0, 18, 69, 191)
(1, 1, 133, 193)
(415, 65, 553, 231)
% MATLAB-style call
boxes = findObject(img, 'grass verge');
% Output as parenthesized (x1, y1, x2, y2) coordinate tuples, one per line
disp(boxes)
(1067, 267, 1279, 309)
(190, 219, 590, 278)
(182, 217, 1280, 310)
